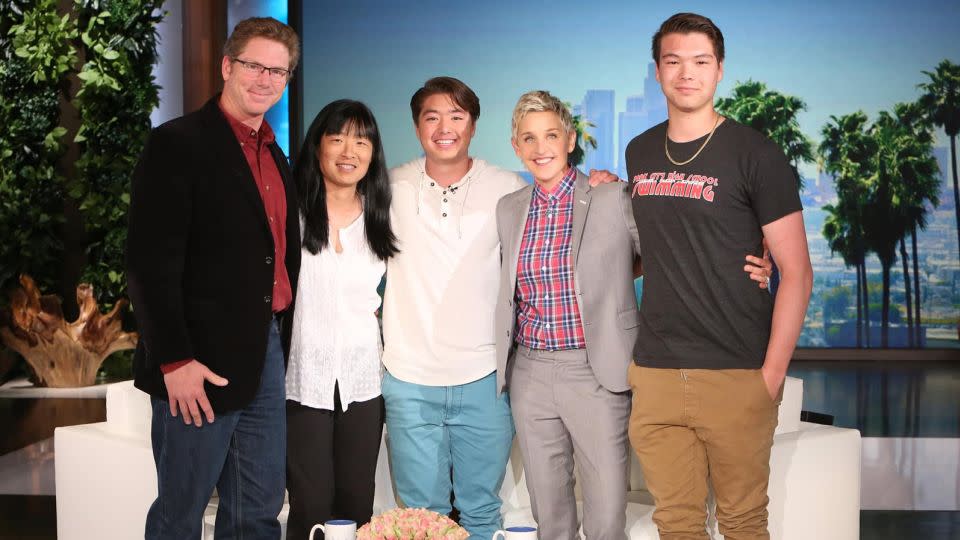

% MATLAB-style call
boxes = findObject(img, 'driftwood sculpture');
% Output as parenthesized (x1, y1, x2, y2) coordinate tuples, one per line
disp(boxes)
(0, 274, 138, 387)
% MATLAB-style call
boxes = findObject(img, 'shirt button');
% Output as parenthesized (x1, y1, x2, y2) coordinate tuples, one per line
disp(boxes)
(269, 216, 274, 223)
(443, 191, 447, 195)
(430, 182, 435, 186)
(541, 266, 546, 271)
(545, 323, 551, 329)
(443, 198, 448, 202)
(545, 294, 550, 300)
(264, 295, 272, 304)
(442, 213, 447, 217)
(265, 185, 270, 191)
(265, 256, 273, 264)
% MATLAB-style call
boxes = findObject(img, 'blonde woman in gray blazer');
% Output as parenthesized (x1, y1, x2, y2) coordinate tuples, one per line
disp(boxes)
(494, 90, 771, 540)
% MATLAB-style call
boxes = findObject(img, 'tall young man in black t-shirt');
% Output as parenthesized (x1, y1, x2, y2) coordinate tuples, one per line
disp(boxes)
(625, 13, 813, 539)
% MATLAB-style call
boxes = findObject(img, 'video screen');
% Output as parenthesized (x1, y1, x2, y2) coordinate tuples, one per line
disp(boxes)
(300, 0, 960, 349)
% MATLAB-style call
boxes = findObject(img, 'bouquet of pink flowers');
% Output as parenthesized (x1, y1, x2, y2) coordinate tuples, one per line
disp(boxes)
(356, 508, 469, 540)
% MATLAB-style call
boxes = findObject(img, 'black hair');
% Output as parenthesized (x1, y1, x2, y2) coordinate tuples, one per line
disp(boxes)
(652, 13, 725, 64)
(294, 99, 398, 260)
(410, 76, 480, 124)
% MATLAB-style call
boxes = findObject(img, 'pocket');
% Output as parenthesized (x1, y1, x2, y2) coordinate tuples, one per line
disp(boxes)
(380, 371, 394, 399)
(627, 362, 645, 392)
(618, 308, 641, 330)
(753, 369, 779, 405)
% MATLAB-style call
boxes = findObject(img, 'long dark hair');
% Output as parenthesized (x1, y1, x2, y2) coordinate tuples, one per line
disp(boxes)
(294, 100, 398, 260)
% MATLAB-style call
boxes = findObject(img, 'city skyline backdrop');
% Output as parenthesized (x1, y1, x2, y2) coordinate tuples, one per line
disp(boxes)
(299, 0, 960, 347)
(301, 0, 960, 173)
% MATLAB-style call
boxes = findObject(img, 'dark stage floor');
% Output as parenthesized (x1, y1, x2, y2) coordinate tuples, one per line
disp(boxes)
(2, 359, 959, 539)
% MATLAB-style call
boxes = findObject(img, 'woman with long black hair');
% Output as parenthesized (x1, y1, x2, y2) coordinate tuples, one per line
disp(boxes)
(284, 100, 398, 539)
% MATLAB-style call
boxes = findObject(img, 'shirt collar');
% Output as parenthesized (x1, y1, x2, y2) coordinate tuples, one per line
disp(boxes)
(218, 101, 276, 147)
(532, 166, 577, 205)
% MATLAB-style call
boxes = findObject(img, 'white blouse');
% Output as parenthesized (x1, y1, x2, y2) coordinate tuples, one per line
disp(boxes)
(285, 215, 385, 411)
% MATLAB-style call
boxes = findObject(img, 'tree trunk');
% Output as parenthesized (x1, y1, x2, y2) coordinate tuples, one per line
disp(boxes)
(880, 372, 890, 436)
(860, 259, 871, 347)
(900, 236, 914, 347)
(951, 135, 960, 265)
(855, 263, 863, 348)
(911, 227, 922, 346)
(0, 275, 137, 387)
(880, 260, 891, 348)
(57, 11, 86, 323)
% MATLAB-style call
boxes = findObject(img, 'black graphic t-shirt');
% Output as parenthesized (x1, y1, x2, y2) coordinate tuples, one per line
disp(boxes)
(626, 118, 802, 369)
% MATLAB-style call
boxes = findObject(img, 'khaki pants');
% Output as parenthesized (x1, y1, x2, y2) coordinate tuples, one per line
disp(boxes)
(627, 364, 781, 540)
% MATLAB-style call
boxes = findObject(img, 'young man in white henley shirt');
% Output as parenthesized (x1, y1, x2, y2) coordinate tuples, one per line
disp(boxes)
(380, 76, 615, 539)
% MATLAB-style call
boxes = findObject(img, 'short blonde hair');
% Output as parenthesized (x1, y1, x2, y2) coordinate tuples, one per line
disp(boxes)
(511, 90, 574, 140)
(223, 17, 301, 71)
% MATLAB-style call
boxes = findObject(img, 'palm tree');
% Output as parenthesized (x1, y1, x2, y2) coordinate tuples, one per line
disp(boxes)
(822, 203, 864, 346)
(716, 80, 815, 295)
(864, 106, 940, 348)
(865, 111, 909, 347)
(890, 102, 941, 345)
(918, 60, 960, 261)
(565, 101, 597, 168)
(716, 80, 815, 190)
(820, 112, 875, 346)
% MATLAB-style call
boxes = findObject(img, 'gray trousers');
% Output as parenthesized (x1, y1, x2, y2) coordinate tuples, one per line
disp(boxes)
(508, 345, 631, 540)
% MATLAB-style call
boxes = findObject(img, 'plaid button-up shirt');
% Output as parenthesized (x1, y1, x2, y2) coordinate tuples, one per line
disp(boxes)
(514, 167, 585, 350)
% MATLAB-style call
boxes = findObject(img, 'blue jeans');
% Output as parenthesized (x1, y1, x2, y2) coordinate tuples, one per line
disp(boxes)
(382, 371, 515, 540)
(145, 320, 286, 540)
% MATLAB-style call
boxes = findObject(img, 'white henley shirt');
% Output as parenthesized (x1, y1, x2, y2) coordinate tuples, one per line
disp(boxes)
(382, 157, 526, 386)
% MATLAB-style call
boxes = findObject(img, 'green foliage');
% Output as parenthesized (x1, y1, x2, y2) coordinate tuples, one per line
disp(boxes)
(918, 59, 960, 269)
(72, 0, 163, 303)
(867, 302, 902, 324)
(825, 324, 842, 340)
(823, 286, 852, 322)
(918, 59, 960, 138)
(716, 80, 814, 190)
(820, 112, 873, 272)
(565, 101, 597, 168)
(818, 98, 942, 345)
(0, 0, 73, 292)
(98, 348, 133, 381)
(9, 0, 78, 84)
(1, 0, 162, 338)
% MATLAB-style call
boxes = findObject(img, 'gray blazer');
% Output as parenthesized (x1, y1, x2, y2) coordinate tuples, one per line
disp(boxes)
(495, 171, 642, 394)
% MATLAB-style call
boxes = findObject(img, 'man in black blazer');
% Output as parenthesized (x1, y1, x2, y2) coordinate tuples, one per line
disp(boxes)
(126, 17, 301, 539)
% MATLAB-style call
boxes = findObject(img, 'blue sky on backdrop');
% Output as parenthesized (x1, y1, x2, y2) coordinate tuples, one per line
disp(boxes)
(301, 0, 960, 172)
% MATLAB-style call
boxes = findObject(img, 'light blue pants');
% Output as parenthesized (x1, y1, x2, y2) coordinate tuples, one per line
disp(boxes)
(382, 370, 515, 540)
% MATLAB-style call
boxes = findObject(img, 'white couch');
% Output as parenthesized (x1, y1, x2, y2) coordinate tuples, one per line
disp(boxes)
(491, 376, 862, 539)
(55, 377, 860, 539)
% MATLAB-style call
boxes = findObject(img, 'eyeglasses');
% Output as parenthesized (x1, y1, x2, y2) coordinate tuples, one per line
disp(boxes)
(230, 58, 291, 82)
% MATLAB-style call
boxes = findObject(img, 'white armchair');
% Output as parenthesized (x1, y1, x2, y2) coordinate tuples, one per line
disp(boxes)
(54, 381, 157, 540)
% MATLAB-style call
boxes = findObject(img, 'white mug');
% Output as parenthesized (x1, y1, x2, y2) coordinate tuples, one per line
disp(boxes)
(492, 526, 537, 539)
(309, 519, 357, 540)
